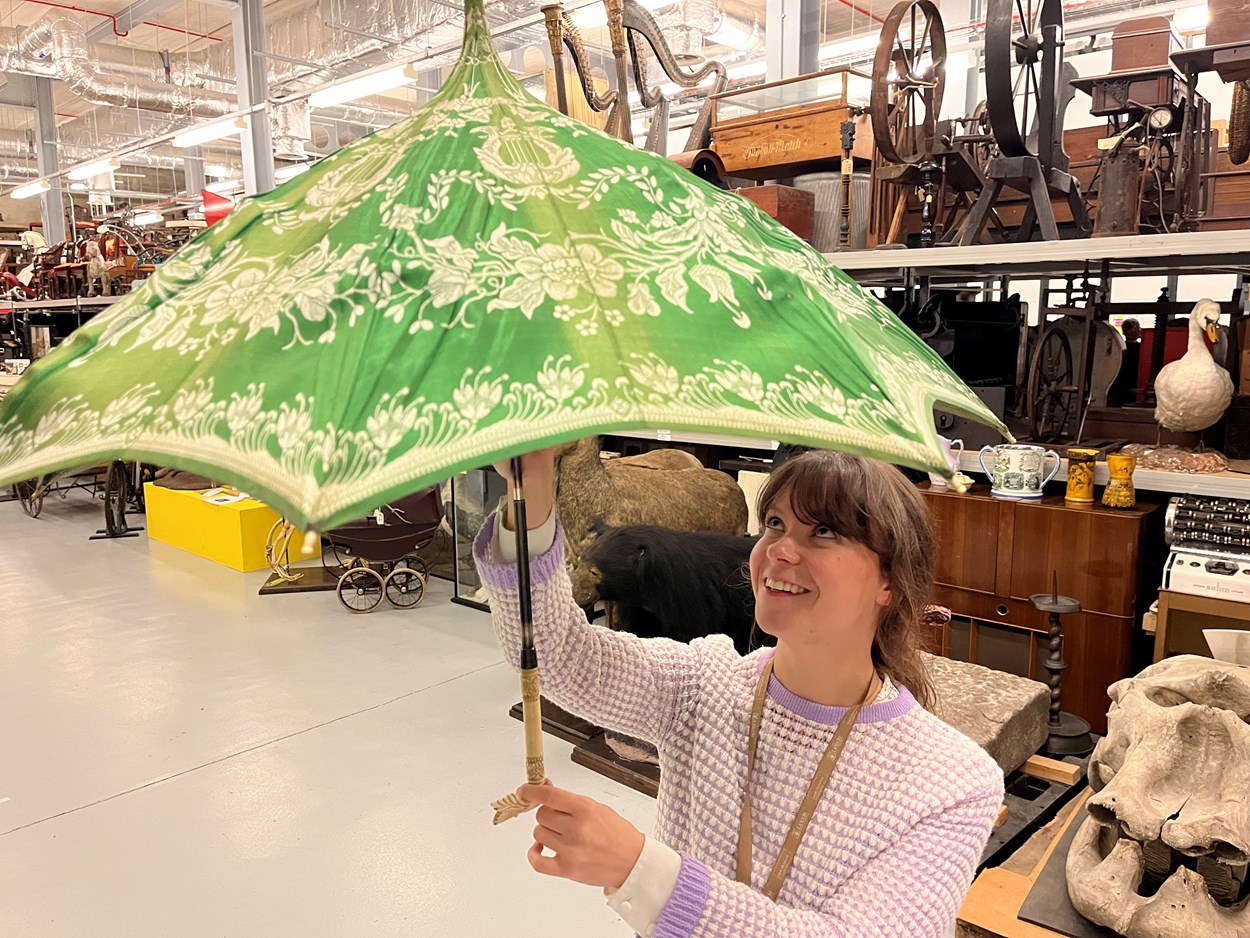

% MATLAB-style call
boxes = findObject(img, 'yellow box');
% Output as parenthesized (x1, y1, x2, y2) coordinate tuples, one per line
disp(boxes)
(143, 482, 319, 572)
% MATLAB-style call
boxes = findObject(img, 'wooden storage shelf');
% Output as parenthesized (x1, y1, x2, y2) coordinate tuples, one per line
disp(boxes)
(921, 484, 1165, 735)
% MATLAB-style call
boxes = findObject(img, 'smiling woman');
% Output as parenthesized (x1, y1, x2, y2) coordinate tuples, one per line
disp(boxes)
(475, 446, 1003, 938)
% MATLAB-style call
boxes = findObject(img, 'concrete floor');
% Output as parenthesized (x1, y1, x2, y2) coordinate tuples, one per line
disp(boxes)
(0, 492, 656, 937)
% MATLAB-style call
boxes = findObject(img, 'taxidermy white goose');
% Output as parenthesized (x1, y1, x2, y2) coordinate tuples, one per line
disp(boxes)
(1153, 299, 1233, 433)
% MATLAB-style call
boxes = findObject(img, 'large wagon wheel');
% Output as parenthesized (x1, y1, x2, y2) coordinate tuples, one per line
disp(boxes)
(1231, 81, 1250, 166)
(15, 478, 44, 518)
(871, 0, 946, 165)
(1027, 325, 1076, 442)
(985, 0, 1062, 159)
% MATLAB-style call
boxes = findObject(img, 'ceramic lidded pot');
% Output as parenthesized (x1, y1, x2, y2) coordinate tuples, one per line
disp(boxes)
(1064, 448, 1099, 504)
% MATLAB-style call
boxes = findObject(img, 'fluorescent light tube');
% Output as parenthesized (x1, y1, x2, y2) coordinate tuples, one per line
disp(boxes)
(132, 211, 164, 226)
(11, 179, 50, 200)
(309, 65, 417, 108)
(172, 117, 247, 149)
(67, 158, 118, 180)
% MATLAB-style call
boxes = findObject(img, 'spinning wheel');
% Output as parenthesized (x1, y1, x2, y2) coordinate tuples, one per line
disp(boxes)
(1027, 325, 1076, 442)
(337, 566, 385, 613)
(985, 0, 1062, 159)
(384, 567, 426, 609)
(871, 0, 947, 165)
(15, 478, 43, 518)
(90, 461, 145, 540)
(102, 461, 129, 535)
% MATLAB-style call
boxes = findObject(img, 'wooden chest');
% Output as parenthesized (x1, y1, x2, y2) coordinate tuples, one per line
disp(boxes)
(1111, 16, 1180, 71)
(711, 68, 875, 180)
(732, 185, 815, 239)
(1210, 0, 1250, 45)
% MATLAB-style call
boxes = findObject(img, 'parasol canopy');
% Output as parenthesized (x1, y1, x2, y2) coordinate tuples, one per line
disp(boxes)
(0, 0, 1006, 535)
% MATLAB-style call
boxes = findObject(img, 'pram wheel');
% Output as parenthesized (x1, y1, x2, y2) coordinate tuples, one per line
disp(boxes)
(384, 567, 426, 609)
(396, 554, 429, 579)
(337, 566, 384, 613)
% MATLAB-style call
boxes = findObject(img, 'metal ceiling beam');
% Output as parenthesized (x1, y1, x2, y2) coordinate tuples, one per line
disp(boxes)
(86, 0, 184, 43)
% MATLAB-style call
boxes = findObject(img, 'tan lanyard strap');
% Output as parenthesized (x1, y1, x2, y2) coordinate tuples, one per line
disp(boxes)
(736, 658, 877, 901)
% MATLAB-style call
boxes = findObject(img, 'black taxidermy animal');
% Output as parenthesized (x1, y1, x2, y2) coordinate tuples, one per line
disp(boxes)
(584, 521, 771, 655)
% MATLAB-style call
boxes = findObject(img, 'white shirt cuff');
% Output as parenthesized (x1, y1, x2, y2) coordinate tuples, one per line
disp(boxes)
(604, 836, 683, 938)
(490, 498, 557, 563)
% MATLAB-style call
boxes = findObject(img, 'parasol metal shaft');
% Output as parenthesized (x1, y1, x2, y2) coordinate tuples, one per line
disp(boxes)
(490, 455, 545, 824)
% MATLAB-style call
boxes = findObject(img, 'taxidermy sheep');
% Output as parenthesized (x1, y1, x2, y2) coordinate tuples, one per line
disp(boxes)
(583, 521, 770, 655)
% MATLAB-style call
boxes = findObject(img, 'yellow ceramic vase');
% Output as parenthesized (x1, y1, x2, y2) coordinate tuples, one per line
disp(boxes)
(1065, 448, 1099, 503)
(1102, 452, 1138, 509)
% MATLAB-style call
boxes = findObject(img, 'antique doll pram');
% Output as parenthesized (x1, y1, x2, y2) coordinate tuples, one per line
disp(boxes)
(267, 485, 443, 613)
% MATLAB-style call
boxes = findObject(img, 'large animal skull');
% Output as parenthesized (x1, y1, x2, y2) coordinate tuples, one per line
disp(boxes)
(1066, 655, 1250, 936)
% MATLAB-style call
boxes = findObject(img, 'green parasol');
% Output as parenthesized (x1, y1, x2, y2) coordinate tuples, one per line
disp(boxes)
(0, 0, 1006, 820)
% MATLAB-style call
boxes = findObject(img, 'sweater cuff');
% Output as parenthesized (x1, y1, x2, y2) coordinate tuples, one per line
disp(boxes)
(652, 853, 712, 938)
(604, 837, 683, 937)
(472, 510, 566, 591)
(493, 496, 558, 563)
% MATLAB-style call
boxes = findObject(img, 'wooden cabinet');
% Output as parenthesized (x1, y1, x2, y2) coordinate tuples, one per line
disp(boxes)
(921, 484, 1165, 734)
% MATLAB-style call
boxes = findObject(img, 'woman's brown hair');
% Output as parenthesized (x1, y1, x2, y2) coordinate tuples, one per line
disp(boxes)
(756, 450, 937, 709)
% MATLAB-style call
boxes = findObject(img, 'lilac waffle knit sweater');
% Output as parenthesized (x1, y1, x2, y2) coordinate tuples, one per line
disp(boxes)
(474, 515, 1004, 938)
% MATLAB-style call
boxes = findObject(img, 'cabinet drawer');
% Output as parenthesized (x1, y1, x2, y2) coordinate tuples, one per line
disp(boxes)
(934, 585, 1051, 632)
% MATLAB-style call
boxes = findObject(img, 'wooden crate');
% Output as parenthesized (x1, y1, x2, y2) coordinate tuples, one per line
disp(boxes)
(1201, 147, 1250, 232)
(1111, 16, 1180, 71)
(732, 185, 815, 239)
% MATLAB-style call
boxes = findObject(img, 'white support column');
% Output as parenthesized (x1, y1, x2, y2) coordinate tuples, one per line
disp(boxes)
(232, 0, 274, 195)
(184, 149, 207, 196)
(32, 78, 66, 244)
(765, 0, 820, 83)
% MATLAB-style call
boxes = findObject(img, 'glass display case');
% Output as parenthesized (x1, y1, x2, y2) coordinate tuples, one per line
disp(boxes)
(449, 466, 507, 611)
(709, 67, 875, 180)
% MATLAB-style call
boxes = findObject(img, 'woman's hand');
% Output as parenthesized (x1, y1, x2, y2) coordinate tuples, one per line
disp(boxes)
(519, 780, 645, 890)
(493, 448, 559, 531)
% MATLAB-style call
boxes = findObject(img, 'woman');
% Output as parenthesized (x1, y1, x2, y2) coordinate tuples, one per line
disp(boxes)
(474, 448, 1003, 937)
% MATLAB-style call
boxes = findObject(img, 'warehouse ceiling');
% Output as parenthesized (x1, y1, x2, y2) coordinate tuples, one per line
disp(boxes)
(0, 0, 1215, 210)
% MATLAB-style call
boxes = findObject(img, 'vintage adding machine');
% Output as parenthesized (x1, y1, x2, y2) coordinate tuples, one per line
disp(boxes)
(1163, 495, 1250, 603)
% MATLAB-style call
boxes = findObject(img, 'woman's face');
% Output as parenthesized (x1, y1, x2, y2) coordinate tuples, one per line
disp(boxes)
(749, 493, 891, 647)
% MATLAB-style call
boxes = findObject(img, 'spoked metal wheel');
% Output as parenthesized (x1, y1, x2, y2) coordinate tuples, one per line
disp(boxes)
(102, 461, 130, 536)
(15, 479, 44, 518)
(336, 566, 385, 614)
(871, 0, 947, 166)
(1027, 325, 1076, 442)
(384, 567, 426, 609)
(985, 0, 1062, 159)
(396, 554, 429, 579)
